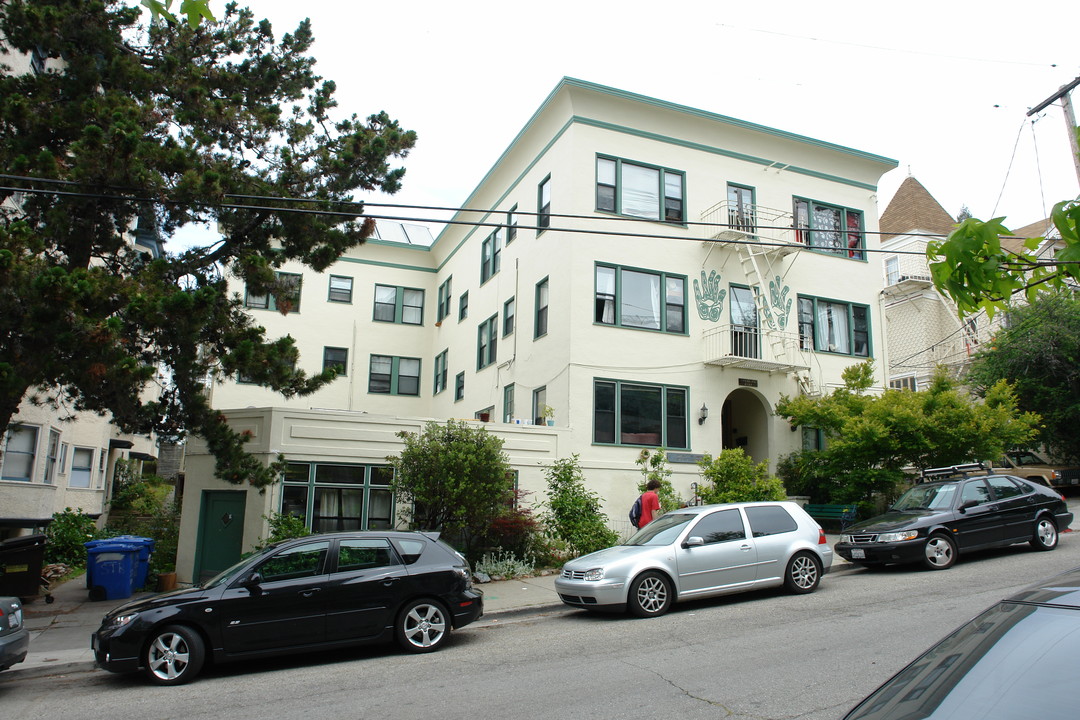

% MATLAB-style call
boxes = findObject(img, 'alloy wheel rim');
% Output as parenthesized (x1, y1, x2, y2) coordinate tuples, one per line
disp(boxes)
(1038, 520, 1057, 547)
(792, 556, 818, 588)
(149, 633, 189, 681)
(926, 538, 953, 567)
(638, 577, 667, 612)
(404, 604, 446, 648)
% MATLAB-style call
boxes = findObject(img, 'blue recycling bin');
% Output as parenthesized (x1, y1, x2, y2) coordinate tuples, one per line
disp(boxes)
(86, 543, 140, 601)
(85, 535, 155, 590)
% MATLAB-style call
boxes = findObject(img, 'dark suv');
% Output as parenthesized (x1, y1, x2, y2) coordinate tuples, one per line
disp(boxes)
(834, 464, 1073, 570)
(93, 531, 482, 685)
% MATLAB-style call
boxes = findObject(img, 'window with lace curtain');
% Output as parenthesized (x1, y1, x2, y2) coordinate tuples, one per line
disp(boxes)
(281, 462, 395, 531)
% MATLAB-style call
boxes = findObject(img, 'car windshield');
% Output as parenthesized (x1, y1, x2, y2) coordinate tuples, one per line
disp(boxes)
(891, 483, 957, 511)
(624, 513, 695, 546)
(200, 546, 275, 589)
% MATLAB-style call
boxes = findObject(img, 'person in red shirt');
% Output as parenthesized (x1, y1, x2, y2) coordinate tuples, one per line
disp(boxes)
(639, 479, 662, 527)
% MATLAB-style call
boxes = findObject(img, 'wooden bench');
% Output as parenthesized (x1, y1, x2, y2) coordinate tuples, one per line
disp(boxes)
(804, 504, 859, 530)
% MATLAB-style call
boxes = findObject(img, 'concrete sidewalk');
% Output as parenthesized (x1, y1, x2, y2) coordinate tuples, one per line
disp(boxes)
(0, 534, 856, 683)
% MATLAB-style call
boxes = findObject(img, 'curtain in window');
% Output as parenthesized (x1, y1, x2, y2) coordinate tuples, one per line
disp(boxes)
(812, 204, 843, 252)
(817, 302, 849, 353)
(595, 266, 615, 324)
(621, 270, 660, 329)
(1, 426, 37, 481)
(70, 448, 93, 487)
(374, 285, 396, 321)
(665, 277, 685, 332)
(622, 164, 660, 220)
(398, 358, 420, 395)
(402, 289, 423, 324)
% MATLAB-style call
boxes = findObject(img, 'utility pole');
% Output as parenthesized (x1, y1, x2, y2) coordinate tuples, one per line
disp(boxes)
(1028, 75, 1080, 191)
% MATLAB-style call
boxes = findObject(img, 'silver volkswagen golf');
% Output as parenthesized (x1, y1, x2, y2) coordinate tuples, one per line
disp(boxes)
(555, 501, 833, 617)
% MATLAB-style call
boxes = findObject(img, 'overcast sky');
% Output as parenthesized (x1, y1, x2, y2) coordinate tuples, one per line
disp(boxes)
(180, 0, 1080, 245)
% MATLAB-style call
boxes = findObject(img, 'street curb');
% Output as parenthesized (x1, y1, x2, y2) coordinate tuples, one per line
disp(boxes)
(0, 660, 97, 683)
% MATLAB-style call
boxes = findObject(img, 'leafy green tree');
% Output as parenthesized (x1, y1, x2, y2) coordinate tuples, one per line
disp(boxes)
(776, 361, 1039, 505)
(696, 448, 787, 504)
(388, 420, 514, 562)
(540, 455, 619, 555)
(927, 199, 1080, 318)
(966, 292, 1080, 463)
(634, 448, 682, 513)
(0, 1, 415, 488)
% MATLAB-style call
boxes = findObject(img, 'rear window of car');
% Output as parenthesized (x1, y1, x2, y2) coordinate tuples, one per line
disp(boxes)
(987, 475, 1026, 499)
(745, 506, 798, 537)
(393, 538, 426, 564)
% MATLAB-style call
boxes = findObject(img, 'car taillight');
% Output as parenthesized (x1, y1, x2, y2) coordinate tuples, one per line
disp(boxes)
(818, 529, 827, 545)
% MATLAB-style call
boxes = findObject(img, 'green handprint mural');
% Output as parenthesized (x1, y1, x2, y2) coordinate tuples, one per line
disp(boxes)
(756, 276, 793, 330)
(694, 270, 726, 322)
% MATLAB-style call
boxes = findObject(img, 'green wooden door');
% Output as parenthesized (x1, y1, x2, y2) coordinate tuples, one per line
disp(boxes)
(194, 490, 246, 584)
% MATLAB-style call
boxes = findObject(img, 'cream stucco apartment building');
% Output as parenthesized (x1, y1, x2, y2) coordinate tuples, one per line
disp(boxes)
(178, 78, 898, 582)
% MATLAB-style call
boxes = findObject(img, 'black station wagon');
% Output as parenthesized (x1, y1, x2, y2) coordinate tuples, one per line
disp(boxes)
(92, 531, 482, 685)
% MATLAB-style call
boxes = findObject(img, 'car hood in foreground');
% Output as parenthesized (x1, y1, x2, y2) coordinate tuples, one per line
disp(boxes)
(103, 586, 210, 619)
(844, 509, 945, 534)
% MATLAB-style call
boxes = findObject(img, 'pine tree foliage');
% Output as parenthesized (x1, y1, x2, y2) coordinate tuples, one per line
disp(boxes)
(0, 1, 416, 487)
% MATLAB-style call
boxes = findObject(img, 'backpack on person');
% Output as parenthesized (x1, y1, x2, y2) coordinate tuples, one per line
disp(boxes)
(629, 495, 642, 528)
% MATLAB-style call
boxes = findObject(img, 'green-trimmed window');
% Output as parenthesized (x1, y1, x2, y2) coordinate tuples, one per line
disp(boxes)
(245, 271, 302, 312)
(507, 205, 518, 243)
(437, 277, 452, 322)
(433, 349, 448, 394)
(368, 355, 421, 396)
(797, 296, 870, 356)
(503, 297, 516, 337)
(282, 462, 394, 531)
(481, 227, 503, 283)
(328, 275, 353, 303)
(596, 156, 684, 223)
(793, 198, 865, 260)
(477, 314, 498, 370)
(373, 284, 423, 325)
(535, 277, 549, 338)
(503, 383, 515, 423)
(593, 379, 688, 449)
(595, 264, 686, 333)
(455, 372, 465, 401)
(537, 176, 551, 231)
(323, 347, 348, 375)
(459, 291, 469, 321)
(532, 386, 547, 426)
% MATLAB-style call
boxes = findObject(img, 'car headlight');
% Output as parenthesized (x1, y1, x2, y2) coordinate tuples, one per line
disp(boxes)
(877, 531, 919, 543)
(107, 613, 138, 629)
(583, 568, 604, 581)
(840, 534, 853, 543)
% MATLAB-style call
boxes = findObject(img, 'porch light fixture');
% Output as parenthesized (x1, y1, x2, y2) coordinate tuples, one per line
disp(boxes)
(698, 403, 709, 425)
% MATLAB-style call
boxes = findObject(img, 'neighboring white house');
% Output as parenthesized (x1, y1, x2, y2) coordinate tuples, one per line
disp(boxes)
(0, 43, 160, 540)
(178, 77, 898, 582)
(878, 176, 1061, 391)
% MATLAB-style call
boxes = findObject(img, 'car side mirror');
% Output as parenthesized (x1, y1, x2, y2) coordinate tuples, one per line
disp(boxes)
(241, 571, 263, 590)
(958, 500, 978, 513)
(683, 536, 704, 548)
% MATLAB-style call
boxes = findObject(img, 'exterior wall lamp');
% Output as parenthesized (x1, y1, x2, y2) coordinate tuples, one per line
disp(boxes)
(698, 403, 709, 425)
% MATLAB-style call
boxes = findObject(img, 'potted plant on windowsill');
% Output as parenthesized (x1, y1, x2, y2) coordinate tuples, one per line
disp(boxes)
(541, 405, 555, 426)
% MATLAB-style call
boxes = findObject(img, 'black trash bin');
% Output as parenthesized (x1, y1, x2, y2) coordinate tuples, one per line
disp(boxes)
(0, 534, 47, 600)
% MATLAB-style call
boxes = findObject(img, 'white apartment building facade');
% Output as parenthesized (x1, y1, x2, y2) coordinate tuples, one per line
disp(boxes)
(179, 78, 897, 581)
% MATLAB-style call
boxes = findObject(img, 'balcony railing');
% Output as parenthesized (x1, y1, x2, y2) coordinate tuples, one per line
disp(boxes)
(703, 325, 810, 373)
(699, 201, 802, 253)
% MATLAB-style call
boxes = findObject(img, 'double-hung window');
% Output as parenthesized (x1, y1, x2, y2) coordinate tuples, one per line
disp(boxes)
(593, 380, 688, 449)
(245, 272, 302, 312)
(373, 285, 424, 325)
(459, 291, 469, 321)
(368, 355, 421, 396)
(477, 315, 498, 370)
(437, 277, 453, 322)
(433, 349, 448, 394)
(503, 384, 515, 423)
(503, 297, 516, 337)
(507, 205, 518, 243)
(455, 372, 465, 401)
(481, 227, 503, 283)
(596, 156, 684, 223)
(328, 275, 353, 303)
(797, 296, 870, 356)
(69, 447, 94, 488)
(535, 278, 549, 338)
(793, 198, 865, 259)
(1, 425, 38, 482)
(595, 264, 686, 333)
(537, 176, 551, 231)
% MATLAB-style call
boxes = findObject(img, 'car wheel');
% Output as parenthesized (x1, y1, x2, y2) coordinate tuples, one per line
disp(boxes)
(628, 571, 673, 618)
(142, 624, 205, 686)
(784, 552, 822, 593)
(922, 534, 957, 570)
(396, 599, 450, 653)
(1030, 515, 1059, 551)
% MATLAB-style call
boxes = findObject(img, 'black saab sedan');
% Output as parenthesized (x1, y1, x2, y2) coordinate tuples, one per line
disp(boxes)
(92, 531, 482, 685)
(835, 469, 1073, 570)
